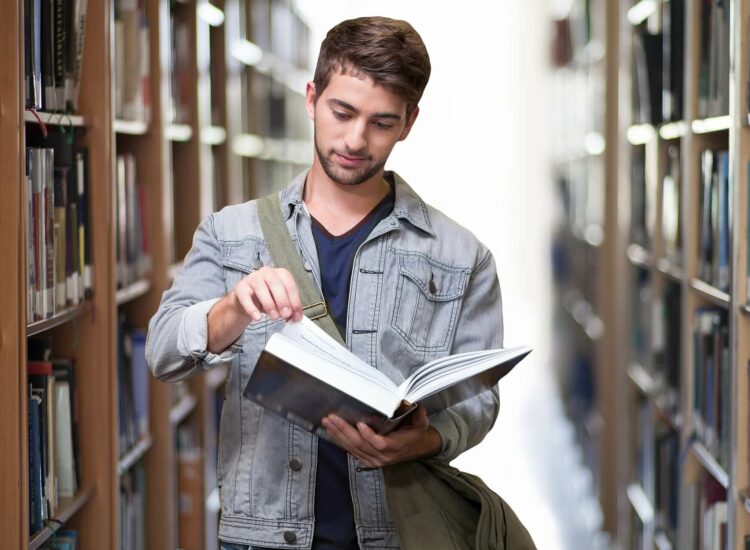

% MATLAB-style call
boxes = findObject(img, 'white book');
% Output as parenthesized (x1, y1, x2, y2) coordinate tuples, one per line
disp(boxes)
(244, 317, 530, 438)
(54, 380, 77, 497)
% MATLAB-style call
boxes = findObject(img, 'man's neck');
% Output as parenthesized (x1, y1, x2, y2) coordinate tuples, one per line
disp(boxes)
(303, 163, 391, 236)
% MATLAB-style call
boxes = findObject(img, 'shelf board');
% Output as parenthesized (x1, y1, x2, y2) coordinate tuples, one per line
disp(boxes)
(626, 243, 652, 268)
(626, 124, 656, 145)
(561, 291, 604, 341)
(201, 125, 227, 145)
(118, 434, 154, 476)
(115, 278, 151, 306)
(29, 486, 95, 550)
(690, 440, 729, 488)
(655, 258, 684, 283)
(691, 115, 731, 134)
(25, 110, 87, 127)
(206, 365, 228, 391)
(627, 0, 660, 25)
(626, 483, 654, 525)
(653, 392, 682, 431)
(170, 393, 198, 425)
(113, 118, 149, 135)
(690, 279, 730, 307)
(654, 531, 673, 550)
(166, 123, 193, 142)
(627, 362, 658, 395)
(658, 121, 688, 140)
(27, 303, 88, 337)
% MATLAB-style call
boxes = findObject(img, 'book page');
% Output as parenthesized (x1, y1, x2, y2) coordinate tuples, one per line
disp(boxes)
(399, 346, 532, 404)
(265, 318, 401, 413)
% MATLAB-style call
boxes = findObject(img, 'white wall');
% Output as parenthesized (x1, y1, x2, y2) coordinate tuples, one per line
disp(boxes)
(294, 1, 562, 546)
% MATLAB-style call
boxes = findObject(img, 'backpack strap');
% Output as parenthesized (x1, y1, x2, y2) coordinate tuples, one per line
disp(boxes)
(256, 192, 345, 345)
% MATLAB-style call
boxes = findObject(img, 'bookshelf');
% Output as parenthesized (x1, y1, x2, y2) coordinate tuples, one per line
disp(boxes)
(3, 0, 311, 548)
(553, 0, 750, 547)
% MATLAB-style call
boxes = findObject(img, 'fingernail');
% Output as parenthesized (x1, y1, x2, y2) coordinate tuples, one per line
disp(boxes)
(282, 307, 291, 317)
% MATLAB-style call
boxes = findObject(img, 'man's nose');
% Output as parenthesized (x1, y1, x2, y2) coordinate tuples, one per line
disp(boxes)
(344, 120, 368, 153)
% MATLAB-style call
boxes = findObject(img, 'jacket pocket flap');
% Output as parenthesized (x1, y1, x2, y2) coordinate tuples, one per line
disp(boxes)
(220, 238, 268, 273)
(397, 253, 469, 301)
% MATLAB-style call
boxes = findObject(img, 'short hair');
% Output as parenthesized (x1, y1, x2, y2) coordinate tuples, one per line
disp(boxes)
(313, 16, 431, 116)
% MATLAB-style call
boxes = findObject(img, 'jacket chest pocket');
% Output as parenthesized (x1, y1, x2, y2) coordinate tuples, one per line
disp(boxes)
(219, 238, 271, 292)
(391, 252, 469, 352)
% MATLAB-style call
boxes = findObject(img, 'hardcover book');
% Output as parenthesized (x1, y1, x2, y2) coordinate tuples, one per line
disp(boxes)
(243, 317, 531, 439)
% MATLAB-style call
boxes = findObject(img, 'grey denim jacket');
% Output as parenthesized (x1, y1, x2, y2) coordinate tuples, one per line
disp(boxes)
(146, 171, 503, 549)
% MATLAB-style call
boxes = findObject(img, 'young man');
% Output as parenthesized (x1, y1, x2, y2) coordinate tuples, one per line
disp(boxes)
(147, 16, 503, 550)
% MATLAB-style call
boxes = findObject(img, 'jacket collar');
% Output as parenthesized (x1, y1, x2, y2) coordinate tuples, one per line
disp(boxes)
(279, 170, 435, 236)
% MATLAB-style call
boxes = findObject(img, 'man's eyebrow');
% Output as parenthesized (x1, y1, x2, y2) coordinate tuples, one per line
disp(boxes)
(328, 99, 402, 120)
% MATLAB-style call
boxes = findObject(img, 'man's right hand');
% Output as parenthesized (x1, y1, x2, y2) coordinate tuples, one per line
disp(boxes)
(207, 267, 304, 354)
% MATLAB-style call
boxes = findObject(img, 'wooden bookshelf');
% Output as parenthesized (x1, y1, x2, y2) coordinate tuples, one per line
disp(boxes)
(553, 0, 750, 546)
(3, 0, 311, 548)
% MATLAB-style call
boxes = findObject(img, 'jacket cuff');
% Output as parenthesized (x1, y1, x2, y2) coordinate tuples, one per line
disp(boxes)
(178, 298, 242, 367)
(427, 413, 459, 461)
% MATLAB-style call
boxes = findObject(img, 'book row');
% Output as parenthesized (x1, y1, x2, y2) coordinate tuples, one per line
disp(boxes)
(24, 141, 92, 323)
(24, 0, 88, 113)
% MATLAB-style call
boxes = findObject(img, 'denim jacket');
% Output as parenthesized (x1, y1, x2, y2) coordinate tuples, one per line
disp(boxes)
(146, 171, 503, 549)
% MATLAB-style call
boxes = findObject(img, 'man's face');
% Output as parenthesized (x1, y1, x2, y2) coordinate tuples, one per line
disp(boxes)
(306, 71, 418, 186)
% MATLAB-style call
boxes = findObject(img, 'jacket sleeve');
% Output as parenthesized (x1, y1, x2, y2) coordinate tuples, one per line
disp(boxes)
(428, 249, 503, 461)
(146, 214, 241, 382)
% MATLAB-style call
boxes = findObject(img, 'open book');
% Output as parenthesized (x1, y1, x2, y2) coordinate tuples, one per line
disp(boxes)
(243, 317, 531, 438)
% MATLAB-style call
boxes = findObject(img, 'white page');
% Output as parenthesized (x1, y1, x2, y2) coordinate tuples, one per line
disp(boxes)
(398, 347, 531, 402)
(265, 318, 401, 410)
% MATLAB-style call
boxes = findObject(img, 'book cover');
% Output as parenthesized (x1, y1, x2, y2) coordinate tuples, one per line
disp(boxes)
(243, 317, 530, 439)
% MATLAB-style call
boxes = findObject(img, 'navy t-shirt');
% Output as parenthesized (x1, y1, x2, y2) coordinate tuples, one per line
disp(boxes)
(310, 188, 395, 550)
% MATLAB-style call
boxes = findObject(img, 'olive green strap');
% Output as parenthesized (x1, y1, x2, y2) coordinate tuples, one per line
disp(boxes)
(256, 193, 345, 345)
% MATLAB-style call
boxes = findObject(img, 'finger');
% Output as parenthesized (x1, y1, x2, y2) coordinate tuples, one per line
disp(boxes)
(246, 274, 280, 319)
(409, 405, 429, 429)
(356, 422, 390, 453)
(324, 416, 382, 463)
(233, 286, 262, 322)
(275, 269, 304, 321)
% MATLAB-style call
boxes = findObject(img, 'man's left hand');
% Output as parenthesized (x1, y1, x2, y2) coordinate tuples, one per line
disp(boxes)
(321, 405, 442, 468)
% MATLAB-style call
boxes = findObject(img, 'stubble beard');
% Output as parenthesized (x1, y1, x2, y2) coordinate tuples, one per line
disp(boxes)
(314, 134, 385, 187)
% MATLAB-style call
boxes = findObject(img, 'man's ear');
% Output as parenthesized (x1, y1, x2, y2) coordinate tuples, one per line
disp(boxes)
(305, 82, 317, 120)
(398, 106, 420, 141)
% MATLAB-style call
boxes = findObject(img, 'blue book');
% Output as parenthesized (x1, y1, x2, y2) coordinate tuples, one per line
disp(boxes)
(130, 329, 150, 439)
(29, 394, 43, 534)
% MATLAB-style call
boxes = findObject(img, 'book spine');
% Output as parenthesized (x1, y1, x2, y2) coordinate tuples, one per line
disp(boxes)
(43, 149, 56, 318)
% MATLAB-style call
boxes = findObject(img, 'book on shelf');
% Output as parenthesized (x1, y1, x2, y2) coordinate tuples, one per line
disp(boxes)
(662, 144, 682, 267)
(698, 149, 730, 293)
(120, 465, 145, 550)
(24, 0, 88, 112)
(114, 0, 151, 122)
(115, 153, 152, 289)
(692, 309, 730, 469)
(662, 0, 684, 122)
(26, 346, 82, 535)
(698, 0, 730, 118)
(243, 316, 531, 438)
(26, 137, 92, 321)
(117, 314, 150, 456)
(39, 529, 79, 549)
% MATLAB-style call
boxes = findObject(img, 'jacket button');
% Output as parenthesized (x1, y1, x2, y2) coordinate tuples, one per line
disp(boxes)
(283, 531, 297, 543)
(289, 457, 303, 471)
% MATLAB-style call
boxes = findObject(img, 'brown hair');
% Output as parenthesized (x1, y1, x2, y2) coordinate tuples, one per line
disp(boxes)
(313, 17, 431, 116)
